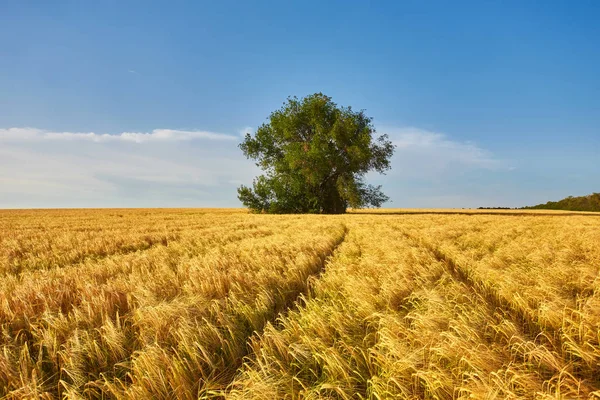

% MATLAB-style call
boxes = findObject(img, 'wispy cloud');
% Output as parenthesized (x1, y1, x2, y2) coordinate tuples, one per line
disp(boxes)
(388, 127, 502, 169)
(0, 128, 237, 143)
(378, 126, 510, 177)
(0, 126, 257, 208)
(366, 126, 518, 208)
(128, 69, 139, 74)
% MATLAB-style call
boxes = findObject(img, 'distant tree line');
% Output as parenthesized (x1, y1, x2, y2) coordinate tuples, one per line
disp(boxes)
(522, 193, 600, 212)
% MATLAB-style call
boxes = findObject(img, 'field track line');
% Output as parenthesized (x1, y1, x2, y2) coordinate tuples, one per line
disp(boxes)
(6, 235, 173, 277)
(6, 223, 272, 276)
(274, 224, 349, 327)
(401, 231, 600, 389)
(206, 224, 349, 397)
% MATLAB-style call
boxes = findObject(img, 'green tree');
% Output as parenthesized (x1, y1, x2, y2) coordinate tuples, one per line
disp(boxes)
(238, 93, 395, 214)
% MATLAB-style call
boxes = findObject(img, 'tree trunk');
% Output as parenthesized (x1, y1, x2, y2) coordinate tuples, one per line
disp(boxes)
(321, 184, 346, 214)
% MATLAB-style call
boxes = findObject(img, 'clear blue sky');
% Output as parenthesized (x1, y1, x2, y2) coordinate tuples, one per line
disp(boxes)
(1, 0, 599, 208)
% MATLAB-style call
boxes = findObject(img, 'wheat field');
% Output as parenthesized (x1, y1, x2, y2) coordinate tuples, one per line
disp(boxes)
(1, 209, 599, 399)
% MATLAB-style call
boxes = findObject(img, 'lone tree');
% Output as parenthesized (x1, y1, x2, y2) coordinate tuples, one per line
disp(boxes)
(238, 93, 394, 214)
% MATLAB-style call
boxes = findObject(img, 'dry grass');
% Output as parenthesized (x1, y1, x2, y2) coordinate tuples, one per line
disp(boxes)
(1, 209, 599, 399)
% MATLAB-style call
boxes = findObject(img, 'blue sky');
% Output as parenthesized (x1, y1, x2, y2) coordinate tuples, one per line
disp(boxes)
(1, 0, 599, 208)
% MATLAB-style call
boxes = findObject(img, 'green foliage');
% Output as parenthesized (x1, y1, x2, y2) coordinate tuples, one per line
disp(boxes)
(524, 193, 600, 212)
(238, 93, 395, 214)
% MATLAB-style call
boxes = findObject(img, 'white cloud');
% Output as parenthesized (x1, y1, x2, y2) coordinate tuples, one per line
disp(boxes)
(387, 127, 502, 168)
(0, 127, 257, 208)
(0, 127, 237, 143)
(365, 126, 517, 208)
(376, 126, 510, 180)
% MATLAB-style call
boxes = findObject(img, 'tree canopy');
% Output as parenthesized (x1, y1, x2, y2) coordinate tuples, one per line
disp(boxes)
(238, 93, 395, 214)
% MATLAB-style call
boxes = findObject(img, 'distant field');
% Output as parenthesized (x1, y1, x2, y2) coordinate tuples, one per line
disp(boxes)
(349, 208, 600, 216)
(1, 209, 600, 399)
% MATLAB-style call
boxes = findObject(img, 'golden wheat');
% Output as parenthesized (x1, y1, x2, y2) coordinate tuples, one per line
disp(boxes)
(1, 209, 599, 399)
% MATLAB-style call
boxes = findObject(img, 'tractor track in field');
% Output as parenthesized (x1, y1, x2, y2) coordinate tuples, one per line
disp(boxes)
(273, 224, 349, 329)
(205, 224, 349, 398)
(5, 235, 173, 277)
(400, 230, 600, 390)
(5, 223, 275, 277)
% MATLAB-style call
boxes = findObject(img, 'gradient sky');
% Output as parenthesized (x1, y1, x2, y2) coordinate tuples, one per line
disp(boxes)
(1, 0, 599, 208)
